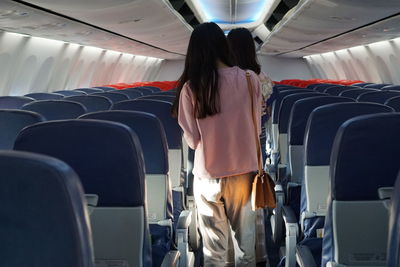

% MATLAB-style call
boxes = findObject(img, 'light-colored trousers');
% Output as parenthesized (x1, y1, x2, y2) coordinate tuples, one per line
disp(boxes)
(194, 173, 256, 267)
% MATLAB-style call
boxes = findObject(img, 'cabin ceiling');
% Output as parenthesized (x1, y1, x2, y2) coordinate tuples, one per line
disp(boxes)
(261, 0, 400, 57)
(0, 0, 191, 59)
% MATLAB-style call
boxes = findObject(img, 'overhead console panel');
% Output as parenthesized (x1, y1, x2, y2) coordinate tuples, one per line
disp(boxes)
(261, 0, 400, 57)
(1, 0, 191, 59)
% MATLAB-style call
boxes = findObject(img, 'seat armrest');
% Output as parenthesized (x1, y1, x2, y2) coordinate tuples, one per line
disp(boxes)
(85, 194, 98, 215)
(176, 210, 192, 230)
(378, 187, 394, 210)
(161, 250, 180, 267)
(282, 205, 299, 267)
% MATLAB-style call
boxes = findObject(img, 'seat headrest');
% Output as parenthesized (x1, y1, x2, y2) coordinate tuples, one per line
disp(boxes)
(305, 103, 393, 166)
(331, 113, 400, 201)
(0, 150, 94, 267)
(113, 99, 182, 149)
(278, 92, 324, 133)
(22, 100, 87, 120)
(14, 119, 146, 207)
(80, 110, 168, 174)
(339, 88, 378, 99)
(289, 96, 353, 146)
(92, 92, 129, 103)
(0, 96, 34, 109)
(385, 96, 400, 112)
(25, 93, 64, 100)
(272, 89, 313, 123)
(65, 95, 113, 112)
(357, 91, 400, 104)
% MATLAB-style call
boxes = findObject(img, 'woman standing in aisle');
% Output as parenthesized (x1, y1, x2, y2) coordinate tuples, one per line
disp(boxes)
(172, 22, 262, 267)
(227, 27, 275, 266)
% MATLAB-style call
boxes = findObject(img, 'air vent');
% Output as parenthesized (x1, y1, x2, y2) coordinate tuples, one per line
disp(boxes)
(168, 0, 200, 28)
(265, 0, 300, 31)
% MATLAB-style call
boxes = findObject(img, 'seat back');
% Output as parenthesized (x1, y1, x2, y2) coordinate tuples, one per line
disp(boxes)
(357, 91, 400, 104)
(278, 92, 323, 165)
(387, 172, 400, 267)
(125, 87, 153, 96)
(93, 86, 117, 91)
(117, 89, 143, 99)
(0, 109, 45, 149)
(351, 82, 373, 87)
(14, 119, 152, 267)
(0, 150, 94, 267)
(302, 103, 392, 236)
(80, 111, 172, 224)
(382, 85, 400, 91)
(0, 96, 34, 108)
(307, 83, 324, 89)
(338, 88, 379, 99)
(113, 99, 183, 188)
(322, 113, 400, 266)
(143, 86, 161, 92)
(385, 96, 400, 112)
(364, 83, 391, 89)
(324, 85, 360, 96)
(22, 100, 87, 120)
(54, 90, 87, 96)
(65, 95, 112, 112)
(271, 89, 313, 154)
(92, 92, 129, 103)
(139, 95, 175, 103)
(25, 92, 64, 100)
(314, 84, 336, 92)
(287, 96, 353, 183)
(74, 88, 104, 94)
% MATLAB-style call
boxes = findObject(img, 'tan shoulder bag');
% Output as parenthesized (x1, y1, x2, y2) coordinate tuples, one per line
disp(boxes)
(246, 72, 276, 211)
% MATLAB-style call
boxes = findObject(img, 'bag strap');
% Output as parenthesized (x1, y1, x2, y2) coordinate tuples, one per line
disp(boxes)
(245, 72, 263, 176)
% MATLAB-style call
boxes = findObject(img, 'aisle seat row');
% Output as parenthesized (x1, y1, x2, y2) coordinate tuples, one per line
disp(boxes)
(266, 82, 400, 267)
(0, 85, 198, 266)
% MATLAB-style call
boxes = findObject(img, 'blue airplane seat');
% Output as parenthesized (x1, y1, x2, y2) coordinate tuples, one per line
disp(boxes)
(139, 95, 175, 103)
(93, 86, 117, 91)
(364, 83, 391, 89)
(385, 96, 400, 112)
(92, 92, 129, 104)
(65, 95, 112, 113)
(22, 100, 87, 120)
(357, 90, 400, 104)
(381, 85, 400, 91)
(143, 86, 162, 92)
(324, 85, 359, 96)
(0, 150, 94, 267)
(351, 82, 373, 87)
(306, 83, 324, 89)
(73, 88, 104, 94)
(14, 119, 153, 267)
(295, 103, 393, 266)
(338, 88, 379, 99)
(313, 84, 336, 92)
(79, 111, 177, 266)
(124, 87, 153, 96)
(387, 172, 400, 267)
(0, 96, 34, 109)
(0, 109, 45, 149)
(117, 89, 143, 99)
(321, 113, 400, 267)
(156, 91, 176, 96)
(25, 92, 64, 100)
(54, 90, 88, 96)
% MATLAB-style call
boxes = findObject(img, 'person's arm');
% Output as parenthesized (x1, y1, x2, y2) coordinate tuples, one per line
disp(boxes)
(178, 85, 201, 150)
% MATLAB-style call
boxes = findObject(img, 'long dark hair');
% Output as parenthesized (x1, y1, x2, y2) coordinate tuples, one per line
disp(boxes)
(227, 28, 261, 75)
(172, 22, 234, 119)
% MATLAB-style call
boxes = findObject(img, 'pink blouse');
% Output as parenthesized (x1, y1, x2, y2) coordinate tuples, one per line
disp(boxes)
(178, 66, 262, 179)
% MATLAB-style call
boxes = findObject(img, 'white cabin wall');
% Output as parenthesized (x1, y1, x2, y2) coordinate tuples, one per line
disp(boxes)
(305, 37, 400, 84)
(0, 31, 163, 96)
(257, 55, 313, 81)
(156, 60, 185, 81)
